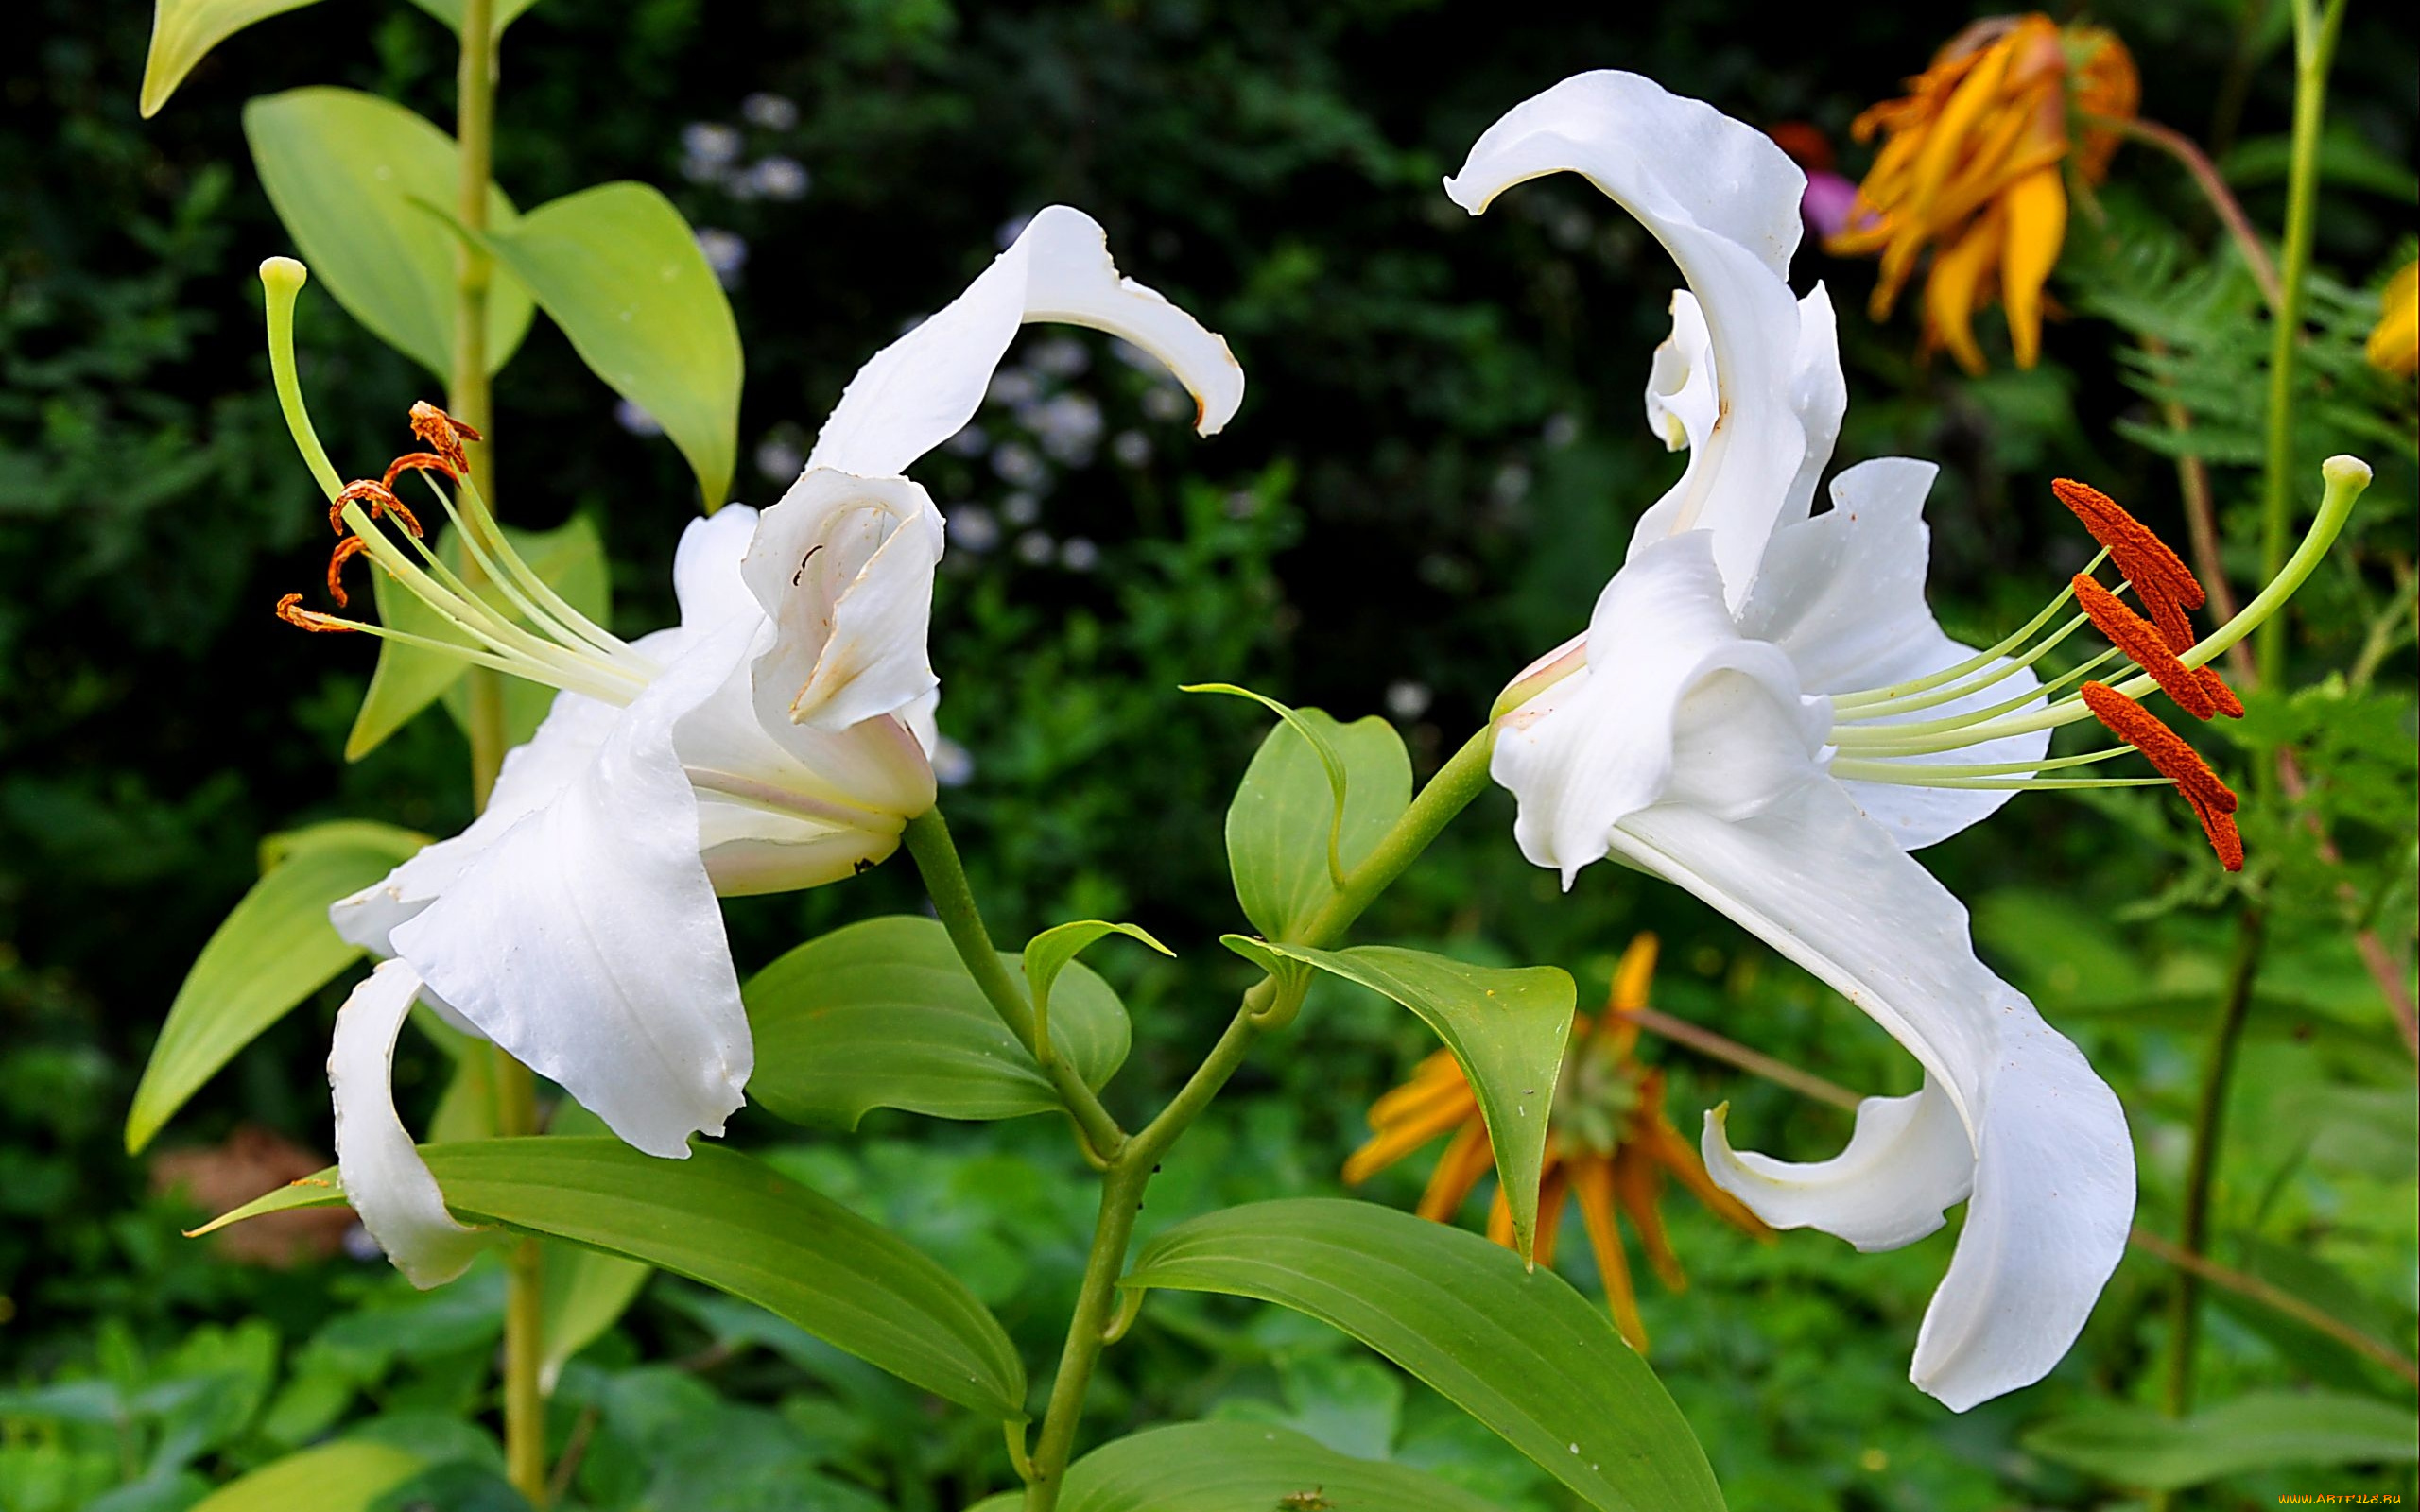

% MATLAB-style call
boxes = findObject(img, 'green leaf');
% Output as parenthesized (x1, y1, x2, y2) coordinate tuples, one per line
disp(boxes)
(127, 822, 426, 1154)
(196, 1139, 1027, 1418)
(188, 1441, 424, 1512)
(1024, 920, 1171, 1058)
(2021, 1391, 2420, 1491)
(744, 916, 1131, 1129)
(481, 183, 743, 508)
(536, 1101, 651, 1393)
(1210, 693, 1411, 942)
(1123, 1199, 1723, 1512)
(1219, 943, 1572, 1259)
(348, 514, 610, 761)
(139, 0, 323, 118)
(244, 87, 534, 380)
(965, 1421, 1507, 1512)
(404, 0, 544, 37)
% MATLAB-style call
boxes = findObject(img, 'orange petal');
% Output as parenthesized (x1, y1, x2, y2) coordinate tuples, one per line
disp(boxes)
(1999, 167, 2066, 368)
(1609, 934, 1659, 1013)
(1570, 1158, 1648, 1352)
(1615, 1147, 1686, 1293)
(1644, 1113, 1776, 1240)
(1415, 1119, 1496, 1223)
(1923, 205, 2003, 375)
(1344, 1094, 1479, 1186)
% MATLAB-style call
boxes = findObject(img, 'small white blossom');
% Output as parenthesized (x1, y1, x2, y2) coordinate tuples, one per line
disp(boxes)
(614, 399, 664, 437)
(1014, 530, 1055, 564)
(695, 228, 749, 288)
(1059, 537, 1100, 572)
(1111, 429, 1151, 466)
(740, 92, 798, 130)
(945, 504, 1000, 552)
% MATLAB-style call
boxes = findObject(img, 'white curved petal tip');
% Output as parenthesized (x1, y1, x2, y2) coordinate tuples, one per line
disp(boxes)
(1015, 205, 1245, 439)
(328, 960, 493, 1288)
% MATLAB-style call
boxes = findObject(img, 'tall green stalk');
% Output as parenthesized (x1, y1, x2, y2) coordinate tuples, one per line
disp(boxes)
(2253, 0, 2350, 685)
(905, 726, 1498, 1511)
(442, 0, 547, 1500)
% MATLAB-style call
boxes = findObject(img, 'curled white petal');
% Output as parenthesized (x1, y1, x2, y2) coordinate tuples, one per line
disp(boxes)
(808, 204, 1242, 479)
(1447, 71, 1813, 602)
(1703, 1085, 1973, 1252)
(743, 470, 948, 733)
(328, 959, 492, 1288)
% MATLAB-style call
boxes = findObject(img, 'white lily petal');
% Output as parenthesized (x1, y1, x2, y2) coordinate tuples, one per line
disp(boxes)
(1608, 737, 2132, 1410)
(390, 618, 759, 1160)
(1643, 291, 1717, 454)
(1703, 1084, 1973, 1252)
(672, 503, 767, 633)
(1780, 284, 1848, 527)
(1742, 457, 2050, 848)
(1446, 71, 1809, 601)
(328, 959, 492, 1288)
(1489, 532, 1813, 885)
(743, 470, 947, 732)
(807, 204, 1242, 478)
(330, 688, 619, 956)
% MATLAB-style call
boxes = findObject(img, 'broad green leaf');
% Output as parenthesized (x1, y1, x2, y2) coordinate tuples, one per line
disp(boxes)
(348, 514, 610, 761)
(1216, 697, 1411, 941)
(244, 88, 534, 380)
(1023, 920, 1171, 1056)
(481, 183, 742, 508)
(197, 1140, 1028, 1418)
(140, 0, 323, 118)
(1124, 1199, 1723, 1512)
(404, 0, 544, 37)
(1219, 943, 1572, 1259)
(2021, 1390, 2420, 1491)
(189, 1441, 423, 1512)
(537, 1101, 651, 1393)
(965, 1421, 1505, 1512)
(127, 822, 426, 1153)
(744, 916, 1131, 1129)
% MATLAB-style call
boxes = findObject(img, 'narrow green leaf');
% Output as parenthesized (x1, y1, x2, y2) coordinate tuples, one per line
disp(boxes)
(404, 0, 544, 37)
(481, 182, 742, 508)
(2022, 1391, 2420, 1491)
(127, 824, 426, 1154)
(1023, 920, 1171, 1058)
(194, 1139, 1027, 1418)
(536, 1101, 651, 1393)
(1219, 943, 1572, 1259)
(744, 916, 1131, 1129)
(1124, 1199, 1723, 1512)
(188, 1441, 423, 1512)
(1212, 696, 1411, 941)
(965, 1421, 1507, 1512)
(244, 87, 534, 380)
(140, 0, 323, 118)
(347, 514, 610, 761)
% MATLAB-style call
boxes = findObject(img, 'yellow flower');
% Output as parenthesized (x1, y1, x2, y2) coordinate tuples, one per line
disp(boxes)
(1344, 936, 1772, 1350)
(1829, 15, 2139, 373)
(2369, 262, 2418, 377)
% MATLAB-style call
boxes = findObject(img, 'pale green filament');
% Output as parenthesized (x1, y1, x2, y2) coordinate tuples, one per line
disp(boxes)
(1830, 747, 2135, 782)
(1829, 546, 2111, 710)
(259, 259, 343, 502)
(1830, 456, 2371, 761)
(1833, 609, 2096, 722)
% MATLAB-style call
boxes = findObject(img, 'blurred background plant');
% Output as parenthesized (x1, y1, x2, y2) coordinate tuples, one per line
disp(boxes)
(1, 1, 2412, 1508)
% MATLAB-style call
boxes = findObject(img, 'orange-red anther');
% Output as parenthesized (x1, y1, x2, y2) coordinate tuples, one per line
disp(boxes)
(324, 535, 372, 608)
(331, 478, 424, 539)
(274, 593, 357, 633)
(2053, 478, 2205, 611)
(407, 402, 482, 475)
(2081, 679, 2246, 871)
(381, 451, 458, 492)
(2073, 575, 2218, 720)
(2109, 554, 2247, 722)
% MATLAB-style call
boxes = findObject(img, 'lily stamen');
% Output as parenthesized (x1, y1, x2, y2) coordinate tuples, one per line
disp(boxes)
(325, 534, 371, 608)
(2080, 681, 2242, 869)
(407, 400, 481, 475)
(2071, 574, 2218, 719)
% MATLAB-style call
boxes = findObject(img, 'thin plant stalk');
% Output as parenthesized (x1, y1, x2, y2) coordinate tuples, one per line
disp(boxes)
(442, 0, 548, 1499)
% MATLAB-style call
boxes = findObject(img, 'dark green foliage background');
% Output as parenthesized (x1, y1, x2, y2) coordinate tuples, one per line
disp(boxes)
(2, 1, 2413, 1508)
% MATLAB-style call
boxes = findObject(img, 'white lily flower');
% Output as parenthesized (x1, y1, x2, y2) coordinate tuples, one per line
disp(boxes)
(278, 207, 1243, 1286)
(1454, 73, 2360, 1411)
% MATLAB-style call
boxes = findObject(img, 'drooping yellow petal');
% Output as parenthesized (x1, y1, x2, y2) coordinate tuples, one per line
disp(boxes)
(1609, 934, 1659, 1012)
(1614, 1145, 1687, 1293)
(1416, 1118, 1497, 1223)
(1924, 204, 2004, 375)
(2369, 262, 2419, 378)
(1343, 1089, 1480, 1186)
(1571, 1157, 1649, 1352)
(1644, 1110, 1775, 1241)
(1999, 167, 2067, 368)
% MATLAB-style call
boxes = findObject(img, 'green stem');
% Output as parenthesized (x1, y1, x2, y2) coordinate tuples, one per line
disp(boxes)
(2254, 0, 2349, 687)
(900, 809, 1129, 1161)
(447, 0, 542, 1499)
(1018, 723, 1498, 1509)
(2164, 910, 2266, 1425)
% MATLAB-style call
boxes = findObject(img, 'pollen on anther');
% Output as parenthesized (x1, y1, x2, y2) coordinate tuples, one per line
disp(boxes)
(333, 478, 424, 539)
(325, 534, 372, 608)
(382, 451, 459, 494)
(2081, 680, 2247, 869)
(274, 592, 357, 634)
(407, 401, 481, 474)
(2053, 478, 2205, 611)
(2073, 576, 2218, 720)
